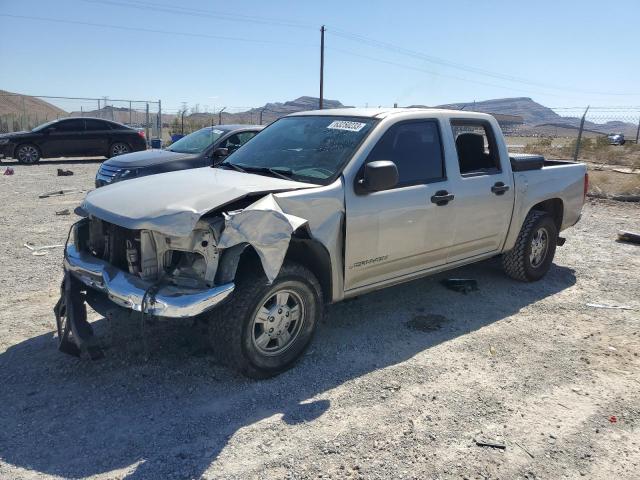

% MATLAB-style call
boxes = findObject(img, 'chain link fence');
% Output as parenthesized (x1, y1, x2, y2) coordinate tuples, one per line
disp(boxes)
(0, 94, 163, 142)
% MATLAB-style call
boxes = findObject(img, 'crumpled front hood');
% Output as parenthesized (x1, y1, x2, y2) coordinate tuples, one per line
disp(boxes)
(104, 148, 198, 168)
(81, 167, 315, 236)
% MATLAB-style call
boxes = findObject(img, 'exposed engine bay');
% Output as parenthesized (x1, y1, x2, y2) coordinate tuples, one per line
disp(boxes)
(74, 216, 223, 289)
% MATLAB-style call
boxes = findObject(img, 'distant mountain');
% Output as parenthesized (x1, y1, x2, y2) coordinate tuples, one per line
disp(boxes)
(0, 90, 67, 120)
(191, 96, 345, 125)
(434, 97, 562, 125)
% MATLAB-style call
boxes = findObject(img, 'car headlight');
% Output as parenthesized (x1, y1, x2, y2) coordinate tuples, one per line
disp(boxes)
(0, 139, 10, 145)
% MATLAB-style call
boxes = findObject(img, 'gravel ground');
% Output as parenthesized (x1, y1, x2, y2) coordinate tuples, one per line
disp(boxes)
(0, 160, 639, 480)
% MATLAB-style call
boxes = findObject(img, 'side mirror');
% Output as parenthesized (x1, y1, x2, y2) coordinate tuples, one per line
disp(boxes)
(213, 147, 229, 158)
(359, 160, 398, 192)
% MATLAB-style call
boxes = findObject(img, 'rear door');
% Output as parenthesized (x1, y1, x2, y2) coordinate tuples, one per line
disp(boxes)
(43, 119, 86, 157)
(83, 119, 111, 155)
(344, 119, 456, 291)
(446, 119, 515, 263)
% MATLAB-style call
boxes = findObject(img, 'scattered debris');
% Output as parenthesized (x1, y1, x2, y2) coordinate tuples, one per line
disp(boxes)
(609, 416, 618, 423)
(39, 189, 83, 199)
(558, 403, 571, 410)
(489, 345, 497, 356)
(475, 439, 506, 450)
(586, 303, 634, 311)
(32, 250, 48, 256)
(441, 278, 478, 294)
(57, 168, 74, 176)
(55, 208, 71, 216)
(405, 314, 448, 332)
(514, 441, 535, 458)
(24, 242, 65, 254)
(618, 230, 640, 245)
(3, 167, 14, 176)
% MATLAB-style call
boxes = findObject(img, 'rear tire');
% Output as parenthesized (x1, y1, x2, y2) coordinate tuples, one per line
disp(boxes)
(208, 262, 323, 379)
(503, 210, 558, 282)
(108, 142, 131, 158)
(15, 144, 41, 164)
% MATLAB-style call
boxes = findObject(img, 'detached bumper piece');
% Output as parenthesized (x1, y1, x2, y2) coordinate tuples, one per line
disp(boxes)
(63, 244, 235, 318)
(54, 272, 104, 359)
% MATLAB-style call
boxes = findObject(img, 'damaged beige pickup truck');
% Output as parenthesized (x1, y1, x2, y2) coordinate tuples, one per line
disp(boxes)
(57, 108, 588, 378)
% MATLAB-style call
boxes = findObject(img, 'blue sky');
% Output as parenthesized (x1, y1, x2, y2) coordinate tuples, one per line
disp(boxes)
(1, 0, 639, 114)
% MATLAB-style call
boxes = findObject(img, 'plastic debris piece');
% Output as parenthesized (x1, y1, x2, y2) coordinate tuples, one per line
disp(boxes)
(24, 242, 64, 252)
(609, 416, 618, 423)
(57, 168, 74, 176)
(3, 167, 14, 176)
(441, 278, 478, 294)
(55, 208, 71, 216)
(39, 189, 83, 199)
(586, 303, 634, 311)
(475, 439, 506, 450)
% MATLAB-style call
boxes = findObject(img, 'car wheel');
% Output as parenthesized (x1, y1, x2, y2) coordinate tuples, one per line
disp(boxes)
(15, 144, 41, 164)
(208, 262, 323, 379)
(503, 210, 558, 282)
(108, 142, 131, 158)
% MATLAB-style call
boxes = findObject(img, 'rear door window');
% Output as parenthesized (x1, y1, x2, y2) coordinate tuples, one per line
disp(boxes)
(451, 121, 501, 175)
(85, 120, 109, 131)
(55, 119, 85, 132)
(366, 120, 445, 187)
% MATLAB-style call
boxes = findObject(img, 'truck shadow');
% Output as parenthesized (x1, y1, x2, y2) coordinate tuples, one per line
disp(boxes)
(1, 157, 104, 166)
(0, 260, 576, 479)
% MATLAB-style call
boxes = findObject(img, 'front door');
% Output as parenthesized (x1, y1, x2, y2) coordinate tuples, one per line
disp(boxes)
(43, 118, 86, 157)
(344, 119, 456, 291)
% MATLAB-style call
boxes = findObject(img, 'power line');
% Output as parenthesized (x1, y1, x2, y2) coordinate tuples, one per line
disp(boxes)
(81, 0, 315, 29)
(327, 27, 639, 97)
(326, 46, 610, 100)
(0, 13, 314, 48)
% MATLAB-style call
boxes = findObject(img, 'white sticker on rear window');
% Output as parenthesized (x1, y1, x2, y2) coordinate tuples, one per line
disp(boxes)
(212, 129, 224, 134)
(327, 120, 367, 132)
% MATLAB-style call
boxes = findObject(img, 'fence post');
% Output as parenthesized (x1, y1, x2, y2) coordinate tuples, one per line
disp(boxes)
(158, 99, 162, 143)
(21, 96, 26, 131)
(635, 116, 640, 144)
(145, 103, 150, 142)
(573, 106, 589, 162)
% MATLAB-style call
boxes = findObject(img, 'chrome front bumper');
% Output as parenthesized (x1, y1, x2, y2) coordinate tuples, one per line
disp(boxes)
(64, 244, 234, 318)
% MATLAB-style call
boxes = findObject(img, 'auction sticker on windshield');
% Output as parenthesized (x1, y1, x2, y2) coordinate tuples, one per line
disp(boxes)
(327, 120, 367, 132)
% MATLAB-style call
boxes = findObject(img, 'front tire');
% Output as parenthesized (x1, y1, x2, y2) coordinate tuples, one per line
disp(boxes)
(503, 210, 558, 282)
(208, 262, 323, 379)
(15, 144, 41, 164)
(108, 142, 131, 158)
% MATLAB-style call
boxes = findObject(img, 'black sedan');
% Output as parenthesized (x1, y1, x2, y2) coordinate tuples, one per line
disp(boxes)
(0, 117, 147, 164)
(95, 124, 263, 187)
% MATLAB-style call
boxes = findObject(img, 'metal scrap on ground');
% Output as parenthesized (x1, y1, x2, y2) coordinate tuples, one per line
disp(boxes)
(617, 230, 640, 244)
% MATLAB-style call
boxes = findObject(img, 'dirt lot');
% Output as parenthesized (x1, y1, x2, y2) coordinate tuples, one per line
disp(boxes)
(0, 160, 639, 480)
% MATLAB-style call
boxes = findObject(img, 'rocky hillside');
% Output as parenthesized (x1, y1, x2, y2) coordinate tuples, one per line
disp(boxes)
(0, 90, 67, 119)
(434, 97, 562, 125)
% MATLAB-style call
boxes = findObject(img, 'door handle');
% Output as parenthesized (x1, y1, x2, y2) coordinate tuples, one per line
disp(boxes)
(491, 182, 510, 195)
(430, 190, 454, 206)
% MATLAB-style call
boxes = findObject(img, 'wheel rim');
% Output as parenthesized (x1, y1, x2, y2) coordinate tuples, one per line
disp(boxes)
(18, 145, 39, 163)
(530, 227, 549, 268)
(111, 143, 129, 156)
(251, 289, 305, 356)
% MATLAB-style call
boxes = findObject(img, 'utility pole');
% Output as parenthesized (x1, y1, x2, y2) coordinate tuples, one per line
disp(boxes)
(218, 106, 226, 125)
(259, 108, 264, 125)
(319, 25, 325, 110)
(635, 116, 640, 144)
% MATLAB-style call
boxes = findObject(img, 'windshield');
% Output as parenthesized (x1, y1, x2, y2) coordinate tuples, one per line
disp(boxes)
(31, 120, 58, 132)
(167, 127, 226, 153)
(220, 116, 377, 185)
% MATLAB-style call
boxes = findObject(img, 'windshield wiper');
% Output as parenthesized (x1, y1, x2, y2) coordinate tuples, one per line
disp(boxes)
(218, 161, 246, 173)
(243, 166, 294, 181)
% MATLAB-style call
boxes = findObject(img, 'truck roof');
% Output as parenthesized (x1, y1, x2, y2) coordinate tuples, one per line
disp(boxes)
(288, 107, 494, 120)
